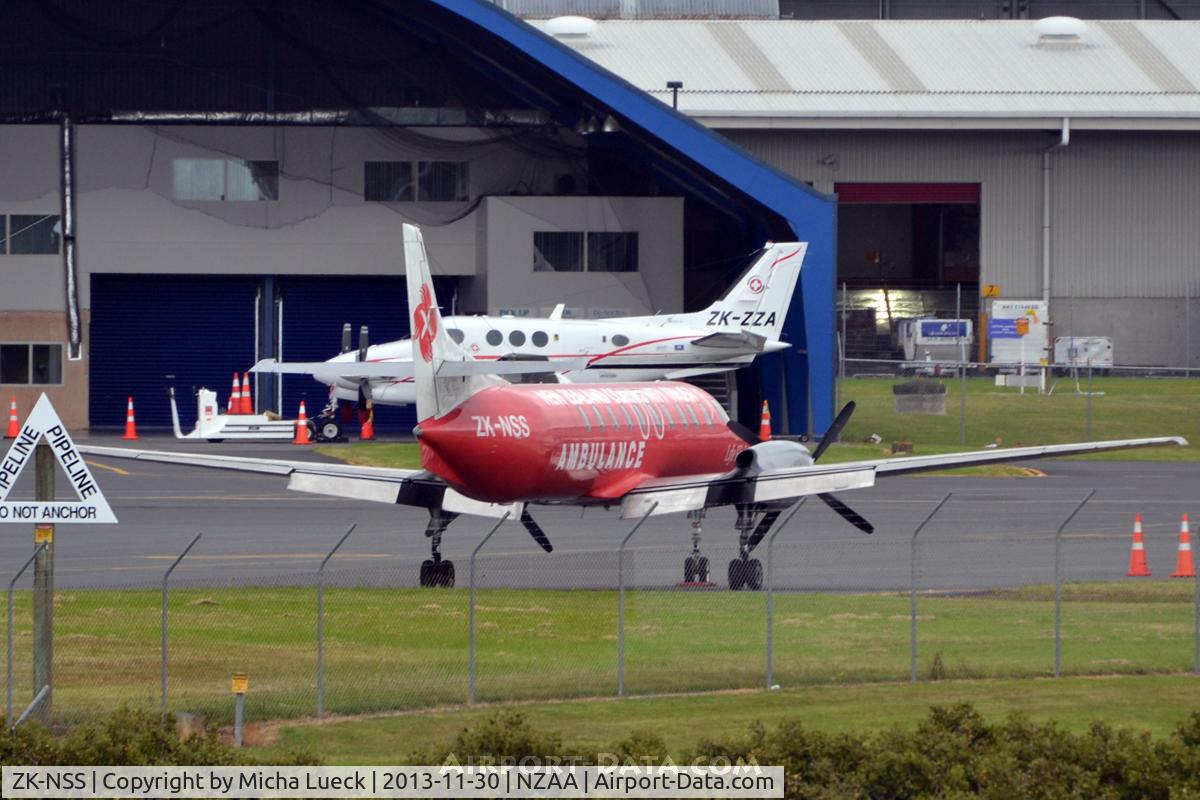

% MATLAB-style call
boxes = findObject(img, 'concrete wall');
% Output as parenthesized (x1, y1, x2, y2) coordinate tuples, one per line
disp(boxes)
(479, 195, 684, 317)
(0, 123, 586, 314)
(724, 128, 1200, 366)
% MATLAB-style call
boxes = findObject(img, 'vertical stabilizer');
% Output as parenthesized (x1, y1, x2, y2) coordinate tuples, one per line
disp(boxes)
(404, 224, 503, 421)
(700, 242, 807, 340)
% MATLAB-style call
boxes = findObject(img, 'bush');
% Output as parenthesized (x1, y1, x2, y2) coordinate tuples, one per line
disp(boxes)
(416, 705, 1200, 799)
(0, 707, 317, 766)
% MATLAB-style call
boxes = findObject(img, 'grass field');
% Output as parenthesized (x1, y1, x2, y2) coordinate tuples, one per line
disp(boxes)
(316, 375, 1198, 469)
(5, 581, 1196, 726)
(263, 675, 1200, 763)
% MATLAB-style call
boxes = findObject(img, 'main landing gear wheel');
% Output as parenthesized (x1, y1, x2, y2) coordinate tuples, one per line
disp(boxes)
(727, 558, 762, 591)
(420, 508, 458, 588)
(314, 417, 343, 443)
(419, 559, 455, 587)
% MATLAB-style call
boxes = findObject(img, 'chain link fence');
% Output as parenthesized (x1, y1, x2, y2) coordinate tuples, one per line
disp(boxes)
(4, 496, 1199, 728)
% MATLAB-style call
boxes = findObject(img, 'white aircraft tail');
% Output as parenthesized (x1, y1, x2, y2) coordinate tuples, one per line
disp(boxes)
(404, 225, 504, 422)
(690, 242, 807, 339)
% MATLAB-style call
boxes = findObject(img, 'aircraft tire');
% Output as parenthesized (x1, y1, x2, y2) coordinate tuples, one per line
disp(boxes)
(684, 556, 697, 583)
(696, 557, 710, 583)
(419, 559, 435, 587)
(746, 559, 763, 591)
(316, 418, 343, 442)
(438, 561, 456, 588)
(728, 560, 745, 591)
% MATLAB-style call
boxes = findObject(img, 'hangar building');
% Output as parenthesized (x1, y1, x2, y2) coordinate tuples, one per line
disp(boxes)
(542, 4, 1200, 370)
(2, 0, 1198, 437)
(0, 0, 837, 436)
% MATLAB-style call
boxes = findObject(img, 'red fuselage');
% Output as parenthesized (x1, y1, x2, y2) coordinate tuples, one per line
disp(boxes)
(415, 382, 748, 503)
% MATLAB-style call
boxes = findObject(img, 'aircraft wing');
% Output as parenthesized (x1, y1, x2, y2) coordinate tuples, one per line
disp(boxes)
(76, 445, 518, 518)
(251, 359, 413, 380)
(618, 435, 1186, 518)
(250, 357, 586, 382)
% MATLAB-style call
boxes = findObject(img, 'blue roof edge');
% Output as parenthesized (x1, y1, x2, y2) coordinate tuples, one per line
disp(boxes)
(425, 0, 836, 434)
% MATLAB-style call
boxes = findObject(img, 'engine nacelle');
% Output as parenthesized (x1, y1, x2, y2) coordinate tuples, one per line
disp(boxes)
(735, 439, 814, 473)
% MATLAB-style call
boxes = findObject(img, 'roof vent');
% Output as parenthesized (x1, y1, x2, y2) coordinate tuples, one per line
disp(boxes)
(545, 15, 597, 38)
(1035, 16, 1086, 45)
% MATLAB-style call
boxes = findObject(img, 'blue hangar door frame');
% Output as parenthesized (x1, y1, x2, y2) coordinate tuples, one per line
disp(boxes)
(90, 274, 454, 433)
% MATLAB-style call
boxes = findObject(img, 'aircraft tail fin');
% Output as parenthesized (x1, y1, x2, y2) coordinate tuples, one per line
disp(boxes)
(404, 224, 504, 421)
(695, 242, 807, 340)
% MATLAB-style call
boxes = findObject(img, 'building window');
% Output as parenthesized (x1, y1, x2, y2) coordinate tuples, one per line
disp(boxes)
(533, 231, 638, 272)
(5, 215, 61, 254)
(364, 161, 413, 201)
(588, 232, 638, 272)
(418, 161, 469, 201)
(173, 159, 279, 201)
(534, 232, 584, 272)
(364, 161, 468, 202)
(0, 343, 62, 385)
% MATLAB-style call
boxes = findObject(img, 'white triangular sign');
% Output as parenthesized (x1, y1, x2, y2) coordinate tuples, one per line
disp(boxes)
(0, 393, 118, 524)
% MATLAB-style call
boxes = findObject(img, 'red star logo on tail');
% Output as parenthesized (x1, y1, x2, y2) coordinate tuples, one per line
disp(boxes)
(414, 283, 438, 363)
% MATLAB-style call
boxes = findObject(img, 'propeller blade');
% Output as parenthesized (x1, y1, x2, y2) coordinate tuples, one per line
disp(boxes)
(341, 323, 352, 354)
(727, 419, 761, 447)
(810, 401, 856, 463)
(818, 493, 874, 534)
(744, 509, 782, 553)
(357, 325, 369, 362)
(520, 508, 554, 553)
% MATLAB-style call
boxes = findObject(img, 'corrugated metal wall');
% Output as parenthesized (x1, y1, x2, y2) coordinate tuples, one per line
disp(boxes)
(723, 129, 1200, 299)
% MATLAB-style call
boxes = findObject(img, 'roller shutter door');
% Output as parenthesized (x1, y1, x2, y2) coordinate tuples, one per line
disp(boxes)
(275, 275, 454, 434)
(89, 275, 258, 430)
(835, 183, 980, 204)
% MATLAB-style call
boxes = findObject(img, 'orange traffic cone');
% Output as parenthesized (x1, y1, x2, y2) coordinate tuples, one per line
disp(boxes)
(228, 373, 242, 415)
(293, 401, 311, 445)
(1127, 514, 1151, 577)
(240, 373, 253, 415)
(1171, 513, 1196, 578)
(360, 411, 376, 441)
(5, 396, 18, 439)
(122, 397, 139, 440)
(758, 400, 772, 441)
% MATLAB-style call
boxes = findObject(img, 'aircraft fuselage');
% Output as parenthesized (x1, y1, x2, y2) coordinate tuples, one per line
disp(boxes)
(414, 381, 747, 504)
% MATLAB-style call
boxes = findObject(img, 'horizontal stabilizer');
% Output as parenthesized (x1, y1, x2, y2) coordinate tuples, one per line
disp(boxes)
(251, 358, 413, 380)
(691, 330, 773, 351)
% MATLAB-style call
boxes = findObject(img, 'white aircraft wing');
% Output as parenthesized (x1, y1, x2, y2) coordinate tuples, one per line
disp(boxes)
(250, 357, 587, 382)
(618, 435, 1186, 518)
(251, 359, 412, 380)
(76, 445, 518, 518)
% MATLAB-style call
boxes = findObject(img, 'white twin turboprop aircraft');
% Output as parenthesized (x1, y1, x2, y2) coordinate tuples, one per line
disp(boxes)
(251, 241, 806, 435)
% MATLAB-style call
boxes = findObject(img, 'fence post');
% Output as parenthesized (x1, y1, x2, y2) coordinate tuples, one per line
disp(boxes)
(317, 524, 356, 720)
(469, 513, 511, 705)
(162, 533, 202, 718)
(911, 494, 952, 683)
(1194, 564, 1199, 676)
(617, 503, 658, 698)
(765, 500, 806, 689)
(1055, 491, 1095, 678)
(7, 543, 46, 728)
(956, 283, 966, 446)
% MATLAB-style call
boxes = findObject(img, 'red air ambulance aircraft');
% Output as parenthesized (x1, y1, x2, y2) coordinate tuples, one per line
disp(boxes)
(80, 225, 1185, 588)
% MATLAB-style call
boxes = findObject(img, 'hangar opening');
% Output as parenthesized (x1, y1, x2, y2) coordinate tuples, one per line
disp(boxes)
(0, 0, 836, 436)
(835, 183, 980, 361)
